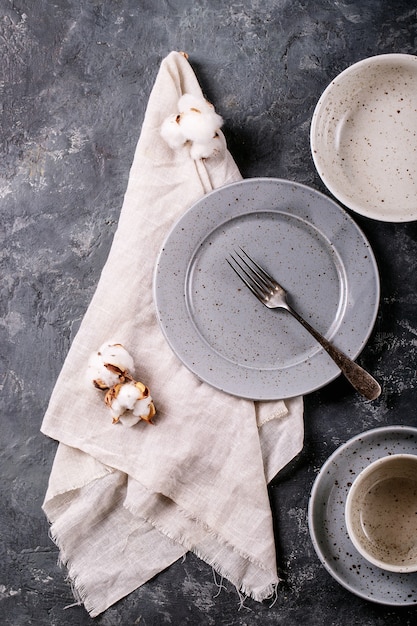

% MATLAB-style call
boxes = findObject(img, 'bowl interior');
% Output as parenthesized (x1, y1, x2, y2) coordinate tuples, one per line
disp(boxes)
(311, 54, 417, 222)
(346, 455, 417, 572)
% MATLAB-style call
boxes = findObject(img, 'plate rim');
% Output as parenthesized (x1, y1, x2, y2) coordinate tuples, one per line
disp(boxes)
(308, 425, 417, 606)
(310, 53, 417, 223)
(153, 177, 380, 400)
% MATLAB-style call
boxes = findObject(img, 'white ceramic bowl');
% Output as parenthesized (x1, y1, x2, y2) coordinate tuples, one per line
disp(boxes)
(345, 454, 417, 573)
(311, 54, 417, 222)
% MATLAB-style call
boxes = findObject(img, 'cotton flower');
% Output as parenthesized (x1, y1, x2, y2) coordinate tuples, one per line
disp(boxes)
(104, 381, 156, 425)
(160, 93, 224, 160)
(178, 96, 223, 144)
(87, 342, 134, 390)
(87, 341, 156, 426)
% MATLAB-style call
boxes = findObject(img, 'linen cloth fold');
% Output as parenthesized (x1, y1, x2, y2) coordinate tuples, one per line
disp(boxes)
(41, 51, 304, 618)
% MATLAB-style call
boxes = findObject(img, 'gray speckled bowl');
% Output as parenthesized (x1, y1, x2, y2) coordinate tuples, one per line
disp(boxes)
(308, 426, 417, 605)
(311, 54, 417, 222)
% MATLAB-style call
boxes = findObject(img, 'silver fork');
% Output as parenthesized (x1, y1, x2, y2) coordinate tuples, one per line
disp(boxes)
(227, 248, 381, 401)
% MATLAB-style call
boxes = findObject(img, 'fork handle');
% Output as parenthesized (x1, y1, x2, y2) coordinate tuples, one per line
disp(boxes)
(287, 306, 381, 400)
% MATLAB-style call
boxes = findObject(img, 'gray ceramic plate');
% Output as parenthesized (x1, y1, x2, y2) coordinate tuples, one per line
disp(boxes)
(153, 178, 379, 400)
(308, 426, 417, 605)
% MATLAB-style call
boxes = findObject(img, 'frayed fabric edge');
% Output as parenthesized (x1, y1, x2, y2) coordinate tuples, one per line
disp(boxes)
(125, 497, 274, 575)
(47, 525, 131, 618)
(48, 527, 99, 617)
(45, 480, 280, 617)
(46, 512, 280, 618)
(124, 502, 281, 605)
(197, 556, 280, 605)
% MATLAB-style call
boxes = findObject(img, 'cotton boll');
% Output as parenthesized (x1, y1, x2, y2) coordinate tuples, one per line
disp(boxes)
(177, 93, 202, 113)
(105, 381, 156, 425)
(190, 131, 226, 160)
(87, 352, 121, 389)
(110, 382, 141, 418)
(160, 113, 187, 149)
(177, 93, 215, 116)
(88, 342, 156, 426)
(132, 396, 154, 418)
(179, 108, 223, 144)
(119, 396, 155, 427)
(160, 93, 223, 153)
(106, 382, 139, 422)
(98, 342, 135, 374)
(118, 412, 142, 428)
(87, 342, 134, 390)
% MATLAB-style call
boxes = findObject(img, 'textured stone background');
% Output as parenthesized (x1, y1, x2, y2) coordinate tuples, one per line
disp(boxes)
(1, 0, 417, 624)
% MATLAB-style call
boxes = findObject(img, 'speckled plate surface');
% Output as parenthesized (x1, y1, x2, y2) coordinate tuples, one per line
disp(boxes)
(308, 426, 417, 605)
(153, 178, 379, 400)
(311, 54, 417, 222)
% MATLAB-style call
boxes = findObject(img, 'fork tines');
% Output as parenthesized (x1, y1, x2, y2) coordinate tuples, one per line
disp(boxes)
(227, 248, 273, 299)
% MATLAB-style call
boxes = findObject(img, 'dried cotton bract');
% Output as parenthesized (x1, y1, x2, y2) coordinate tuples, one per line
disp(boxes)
(160, 93, 224, 160)
(87, 342, 156, 426)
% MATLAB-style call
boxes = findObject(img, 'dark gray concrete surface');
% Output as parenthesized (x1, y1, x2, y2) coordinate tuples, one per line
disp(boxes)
(1, 1, 417, 624)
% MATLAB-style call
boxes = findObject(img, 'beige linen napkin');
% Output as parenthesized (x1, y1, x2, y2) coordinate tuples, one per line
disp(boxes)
(41, 51, 304, 618)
